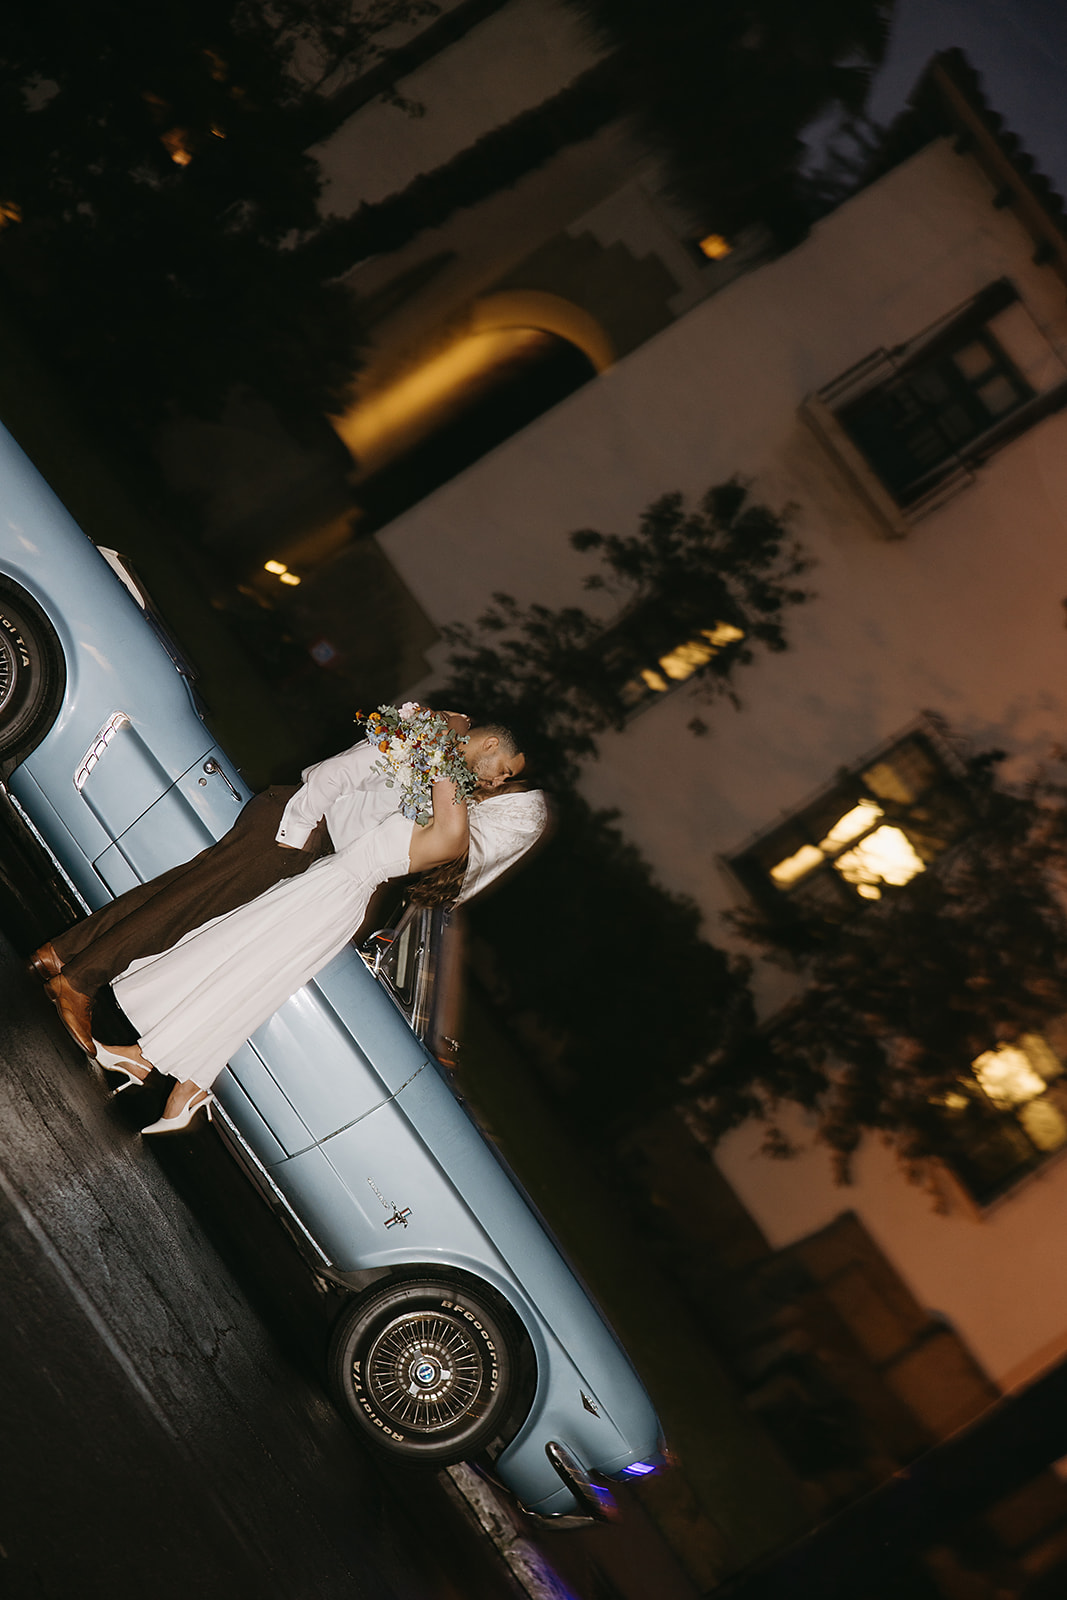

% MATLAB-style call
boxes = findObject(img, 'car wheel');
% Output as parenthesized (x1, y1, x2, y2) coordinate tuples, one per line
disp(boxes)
(329, 1277, 522, 1465)
(0, 582, 64, 766)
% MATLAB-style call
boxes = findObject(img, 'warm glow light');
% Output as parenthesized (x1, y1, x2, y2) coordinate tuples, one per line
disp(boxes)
(640, 667, 669, 693)
(658, 639, 717, 681)
(1019, 1098, 1067, 1151)
(702, 623, 745, 648)
(264, 560, 288, 574)
(161, 127, 194, 165)
(862, 759, 916, 804)
(770, 843, 824, 887)
(768, 807, 923, 896)
(333, 327, 552, 475)
(657, 623, 746, 683)
(279, 571, 301, 586)
(834, 825, 925, 891)
(819, 799, 884, 851)
(972, 1044, 1047, 1107)
(968, 1037, 1067, 1150)
(698, 234, 732, 260)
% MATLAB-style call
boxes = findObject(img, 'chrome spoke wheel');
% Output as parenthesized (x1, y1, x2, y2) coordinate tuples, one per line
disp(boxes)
(329, 1276, 530, 1465)
(366, 1310, 485, 1434)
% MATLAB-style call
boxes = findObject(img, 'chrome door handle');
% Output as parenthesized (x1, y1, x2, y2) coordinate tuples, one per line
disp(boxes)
(203, 759, 243, 803)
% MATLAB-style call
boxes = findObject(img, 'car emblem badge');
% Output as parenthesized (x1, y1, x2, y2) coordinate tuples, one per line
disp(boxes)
(581, 1391, 600, 1416)
(367, 1176, 412, 1229)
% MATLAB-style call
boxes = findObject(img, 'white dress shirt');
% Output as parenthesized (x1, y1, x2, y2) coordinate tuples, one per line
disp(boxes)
(275, 739, 397, 852)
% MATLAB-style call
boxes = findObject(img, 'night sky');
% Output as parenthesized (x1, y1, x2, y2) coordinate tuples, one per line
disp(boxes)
(871, 0, 1067, 196)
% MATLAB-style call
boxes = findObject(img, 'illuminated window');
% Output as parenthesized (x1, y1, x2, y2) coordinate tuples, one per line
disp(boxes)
(264, 560, 301, 586)
(160, 127, 194, 166)
(731, 729, 973, 918)
(598, 611, 746, 715)
(938, 1033, 1067, 1203)
(697, 234, 732, 261)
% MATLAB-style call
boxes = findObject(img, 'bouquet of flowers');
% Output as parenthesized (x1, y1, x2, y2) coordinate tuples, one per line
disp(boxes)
(359, 702, 477, 826)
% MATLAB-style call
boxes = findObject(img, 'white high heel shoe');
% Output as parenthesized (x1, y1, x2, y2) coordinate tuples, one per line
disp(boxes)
(91, 1040, 150, 1094)
(141, 1089, 214, 1136)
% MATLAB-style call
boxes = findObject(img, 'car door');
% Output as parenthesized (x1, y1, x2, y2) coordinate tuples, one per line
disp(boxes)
(90, 741, 250, 892)
(214, 943, 422, 1165)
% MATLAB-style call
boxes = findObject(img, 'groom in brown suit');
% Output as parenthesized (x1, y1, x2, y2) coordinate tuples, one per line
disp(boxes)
(35, 717, 525, 1055)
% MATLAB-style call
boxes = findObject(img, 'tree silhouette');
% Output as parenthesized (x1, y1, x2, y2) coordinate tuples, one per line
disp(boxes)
(0, 1, 427, 431)
(694, 748, 1067, 1188)
(439, 480, 811, 787)
(433, 481, 809, 1136)
(564, 0, 895, 241)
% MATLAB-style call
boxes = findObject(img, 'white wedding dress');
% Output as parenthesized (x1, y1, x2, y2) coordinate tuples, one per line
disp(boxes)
(113, 809, 414, 1090)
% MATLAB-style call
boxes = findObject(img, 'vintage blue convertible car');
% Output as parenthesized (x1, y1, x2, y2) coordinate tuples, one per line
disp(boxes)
(0, 424, 666, 1522)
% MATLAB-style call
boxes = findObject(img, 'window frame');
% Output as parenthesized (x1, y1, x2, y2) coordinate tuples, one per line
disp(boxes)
(937, 1031, 1067, 1207)
(836, 324, 1033, 505)
(729, 724, 1067, 1207)
(727, 722, 975, 921)
(589, 599, 746, 720)
(802, 279, 1067, 535)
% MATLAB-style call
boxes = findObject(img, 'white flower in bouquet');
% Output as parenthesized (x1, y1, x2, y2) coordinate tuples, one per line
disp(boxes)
(358, 703, 478, 826)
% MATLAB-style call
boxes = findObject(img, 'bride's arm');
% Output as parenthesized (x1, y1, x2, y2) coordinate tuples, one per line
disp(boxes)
(407, 779, 470, 872)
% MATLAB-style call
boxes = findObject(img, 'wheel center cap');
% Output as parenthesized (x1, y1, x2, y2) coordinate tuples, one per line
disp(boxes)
(414, 1359, 438, 1386)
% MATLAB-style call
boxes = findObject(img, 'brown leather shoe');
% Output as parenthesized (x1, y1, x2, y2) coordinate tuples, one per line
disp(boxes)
(28, 941, 63, 982)
(45, 974, 95, 1056)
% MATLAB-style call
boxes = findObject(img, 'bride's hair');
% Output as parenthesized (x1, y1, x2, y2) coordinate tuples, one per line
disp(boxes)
(409, 779, 530, 908)
(407, 854, 468, 908)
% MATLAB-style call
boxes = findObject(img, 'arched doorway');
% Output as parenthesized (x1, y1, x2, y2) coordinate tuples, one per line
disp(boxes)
(331, 294, 610, 535)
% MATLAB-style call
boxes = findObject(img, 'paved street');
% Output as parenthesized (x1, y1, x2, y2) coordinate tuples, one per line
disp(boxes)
(0, 799, 702, 1600)
(0, 920, 526, 1600)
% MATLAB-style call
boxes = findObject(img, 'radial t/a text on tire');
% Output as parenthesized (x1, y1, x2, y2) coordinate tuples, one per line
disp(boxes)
(328, 1276, 523, 1465)
(0, 582, 64, 767)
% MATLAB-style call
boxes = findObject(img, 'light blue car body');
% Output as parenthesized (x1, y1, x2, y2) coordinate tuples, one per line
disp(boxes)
(0, 425, 663, 1518)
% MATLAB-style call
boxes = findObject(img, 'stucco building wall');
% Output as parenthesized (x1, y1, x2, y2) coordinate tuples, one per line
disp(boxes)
(314, 0, 602, 212)
(376, 134, 1067, 1392)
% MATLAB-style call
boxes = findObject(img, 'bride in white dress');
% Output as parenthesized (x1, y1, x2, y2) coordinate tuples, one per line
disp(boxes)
(98, 777, 470, 1131)
(95, 779, 548, 1132)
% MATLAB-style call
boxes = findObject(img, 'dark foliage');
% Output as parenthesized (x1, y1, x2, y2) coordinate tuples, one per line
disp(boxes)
(466, 791, 755, 1137)
(563, 0, 895, 240)
(302, 57, 624, 278)
(0, 1, 423, 431)
(434, 481, 808, 1135)
(692, 751, 1067, 1180)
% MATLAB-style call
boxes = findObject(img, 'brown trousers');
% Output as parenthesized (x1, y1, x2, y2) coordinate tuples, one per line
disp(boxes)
(55, 785, 331, 997)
